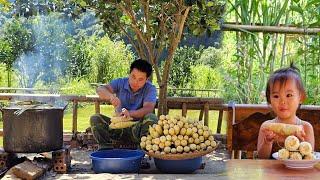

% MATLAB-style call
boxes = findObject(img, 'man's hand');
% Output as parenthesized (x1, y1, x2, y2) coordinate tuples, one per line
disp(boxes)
(110, 95, 121, 108)
(120, 108, 131, 119)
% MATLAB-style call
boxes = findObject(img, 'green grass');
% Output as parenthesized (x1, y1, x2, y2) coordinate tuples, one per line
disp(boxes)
(63, 104, 115, 132)
(0, 104, 227, 147)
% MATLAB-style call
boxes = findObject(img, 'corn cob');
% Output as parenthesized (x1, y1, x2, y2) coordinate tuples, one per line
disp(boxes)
(110, 116, 133, 123)
(265, 123, 302, 136)
(109, 121, 138, 129)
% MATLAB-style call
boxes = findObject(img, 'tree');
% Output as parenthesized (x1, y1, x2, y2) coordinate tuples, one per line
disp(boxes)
(0, 18, 32, 87)
(71, 0, 225, 115)
(0, 39, 13, 86)
(168, 46, 202, 89)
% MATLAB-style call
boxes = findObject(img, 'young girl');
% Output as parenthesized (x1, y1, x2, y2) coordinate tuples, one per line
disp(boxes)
(257, 64, 315, 159)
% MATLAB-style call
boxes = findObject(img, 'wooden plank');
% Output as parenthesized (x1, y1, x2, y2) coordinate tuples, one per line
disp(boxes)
(204, 103, 209, 126)
(182, 103, 187, 117)
(11, 161, 44, 180)
(72, 100, 78, 134)
(226, 109, 233, 154)
(199, 109, 204, 121)
(94, 101, 100, 114)
(166, 97, 224, 104)
(0, 93, 105, 102)
(166, 103, 227, 110)
(246, 151, 254, 159)
(216, 110, 223, 134)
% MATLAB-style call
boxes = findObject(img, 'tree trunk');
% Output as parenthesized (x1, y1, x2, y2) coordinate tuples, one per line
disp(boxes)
(7, 65, 11, 87)
(158, 83, 167, 115)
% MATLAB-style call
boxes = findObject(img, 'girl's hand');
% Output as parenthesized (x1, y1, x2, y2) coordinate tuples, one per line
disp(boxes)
(295, 126, 306, 141)
(262, 128, 277, 144)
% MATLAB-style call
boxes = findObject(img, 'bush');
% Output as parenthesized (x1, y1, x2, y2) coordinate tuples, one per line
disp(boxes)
(198, 46, 222, 69)
(88, 36, 134, 83)
(190, 65, 223, 93)
(168, 46, 203, 88)
(66, 37, 92, 79)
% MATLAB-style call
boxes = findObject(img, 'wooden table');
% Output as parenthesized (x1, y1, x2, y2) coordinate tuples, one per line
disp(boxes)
(224, 159, 320, 179)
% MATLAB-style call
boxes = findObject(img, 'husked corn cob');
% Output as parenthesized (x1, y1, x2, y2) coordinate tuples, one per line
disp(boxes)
(109, 121, 138, 129)
(110, 116, 133, 123)
(265, 123, 302, 136)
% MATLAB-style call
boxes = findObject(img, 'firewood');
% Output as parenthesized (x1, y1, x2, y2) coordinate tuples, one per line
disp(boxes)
(11, 161, 44, 180)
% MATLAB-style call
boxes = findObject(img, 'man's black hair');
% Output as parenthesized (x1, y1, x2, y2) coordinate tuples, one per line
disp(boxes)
(130, 59, 153, 78)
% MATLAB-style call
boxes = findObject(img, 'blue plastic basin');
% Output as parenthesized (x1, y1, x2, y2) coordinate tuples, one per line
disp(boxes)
(154, 156, 202, 173)
(90, 149, 145, 173)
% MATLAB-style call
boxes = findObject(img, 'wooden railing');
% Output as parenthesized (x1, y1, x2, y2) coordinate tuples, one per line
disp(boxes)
(0, 93, 226, 136)
(89, 84, 222, 98)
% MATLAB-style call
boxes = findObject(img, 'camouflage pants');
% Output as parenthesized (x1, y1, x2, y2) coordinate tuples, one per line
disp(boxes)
(90, 113, 158, 149)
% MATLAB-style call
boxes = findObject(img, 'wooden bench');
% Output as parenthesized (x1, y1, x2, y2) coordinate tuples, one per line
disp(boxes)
(227, 103, 320, 159)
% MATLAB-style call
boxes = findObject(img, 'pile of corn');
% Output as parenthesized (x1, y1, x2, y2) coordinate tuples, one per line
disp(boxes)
(140, 115, 217, 154)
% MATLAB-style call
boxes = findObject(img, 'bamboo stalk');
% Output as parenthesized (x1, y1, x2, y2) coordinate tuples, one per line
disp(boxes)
(221, 23, 320, 35)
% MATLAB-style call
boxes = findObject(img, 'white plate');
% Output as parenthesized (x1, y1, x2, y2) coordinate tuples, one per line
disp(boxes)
(272, 152, 320, 169)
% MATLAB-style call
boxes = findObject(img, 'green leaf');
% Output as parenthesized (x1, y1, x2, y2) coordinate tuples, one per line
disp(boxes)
(290, 5, 304, 16)
(207, 1, 214, 7)
(306, 0, 320, 8)
(193, 27, 201, 35)
(79, 1, 87, 7)
(273, 0, 289, 25)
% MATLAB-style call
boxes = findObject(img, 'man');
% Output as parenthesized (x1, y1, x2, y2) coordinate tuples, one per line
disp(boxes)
(90, 59, 158, 150)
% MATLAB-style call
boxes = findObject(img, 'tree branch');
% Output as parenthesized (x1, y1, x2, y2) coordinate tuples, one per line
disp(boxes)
(161, 6, 191, 87)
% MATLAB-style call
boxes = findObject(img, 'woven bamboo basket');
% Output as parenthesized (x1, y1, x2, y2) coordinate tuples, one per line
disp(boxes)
(146, 141, 219, 160)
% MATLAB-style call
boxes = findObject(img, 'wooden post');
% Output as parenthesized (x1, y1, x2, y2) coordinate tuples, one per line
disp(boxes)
(199, 109, 204, 121)
(227, 107, 233, 158)
(247, 151, 254, 159)
(204, 103, 209, 126)
(72, 100, 78, 134)
(216, 110, 223, 134)
(95, 101, 100, 114)
(182, 102, 187, 117)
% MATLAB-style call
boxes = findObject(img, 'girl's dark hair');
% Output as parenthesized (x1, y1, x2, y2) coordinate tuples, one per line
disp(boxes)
(266, 63, 306, 104)
(130, 59, 153, 78)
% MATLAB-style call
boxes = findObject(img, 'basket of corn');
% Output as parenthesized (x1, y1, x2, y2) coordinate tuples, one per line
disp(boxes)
(140, 115, 218, 173)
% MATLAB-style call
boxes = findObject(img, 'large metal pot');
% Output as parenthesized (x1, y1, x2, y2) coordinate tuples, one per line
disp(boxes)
(1, 106, 64, 153)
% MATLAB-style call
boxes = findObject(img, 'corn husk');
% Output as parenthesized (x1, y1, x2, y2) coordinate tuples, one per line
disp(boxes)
(110, 116, 133, 123)
(109, 121, 137, 129)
